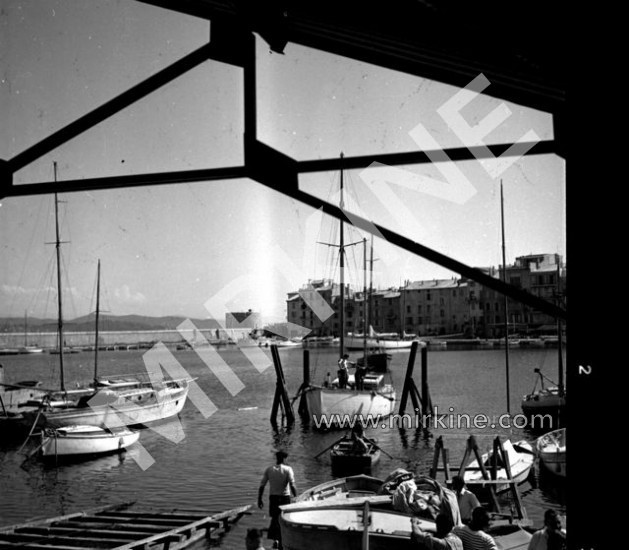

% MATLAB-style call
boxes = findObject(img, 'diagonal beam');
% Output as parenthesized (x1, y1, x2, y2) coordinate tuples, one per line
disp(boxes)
(1, 166, 247, 197)
(298, 141, 557, 173)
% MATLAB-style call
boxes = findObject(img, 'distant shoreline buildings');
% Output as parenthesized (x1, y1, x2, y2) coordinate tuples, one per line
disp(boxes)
(286, 253, 565, 339)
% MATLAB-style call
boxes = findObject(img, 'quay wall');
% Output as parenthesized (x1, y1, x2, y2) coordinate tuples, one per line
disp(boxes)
(0, 328, 252, 348)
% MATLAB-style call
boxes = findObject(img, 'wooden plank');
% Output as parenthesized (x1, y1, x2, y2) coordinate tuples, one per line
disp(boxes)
(111, 518, 211, 550)
(0, 542, 100, 550)
(52, 521, 164, 534)
(71, 516, 191, 527)
(93, 511, 209, 521)
(16, 527, 148, 540)
(113, 506, 251, 550)
(0, 532, 126, 548)
(0, 503, 135, 534)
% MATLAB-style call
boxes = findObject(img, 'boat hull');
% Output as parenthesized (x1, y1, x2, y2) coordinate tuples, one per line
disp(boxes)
(41, 425, 139, 457)
(26, 382, 189, 429)
(281, 507, 434, 550)
(331, 439, 381, 475)
(346, 336, 414, 350)
(536, 428, 566, 478)
(464, 440, 535, 493)
(305, 386, 395, 428)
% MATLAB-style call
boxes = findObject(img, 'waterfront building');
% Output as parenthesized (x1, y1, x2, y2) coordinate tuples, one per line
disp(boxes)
(285, 253, 565, 339)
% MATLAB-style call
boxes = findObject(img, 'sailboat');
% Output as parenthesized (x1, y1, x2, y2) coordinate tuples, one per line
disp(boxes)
(17, 312, 44, 354)
(303, 154, 396, 427)
(21, 179, 191, 431)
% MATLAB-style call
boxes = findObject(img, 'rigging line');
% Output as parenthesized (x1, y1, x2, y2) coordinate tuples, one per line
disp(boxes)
(10, 195, 48, 318)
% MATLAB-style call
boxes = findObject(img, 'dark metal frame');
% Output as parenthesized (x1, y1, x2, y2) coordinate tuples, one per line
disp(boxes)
(0, 3, 566, 320)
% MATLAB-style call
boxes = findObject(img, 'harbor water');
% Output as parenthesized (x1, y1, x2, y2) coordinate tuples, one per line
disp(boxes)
(0, 345, 567, 548)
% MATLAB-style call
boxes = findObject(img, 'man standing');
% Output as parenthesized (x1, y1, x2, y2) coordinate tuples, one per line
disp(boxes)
(258, 451, 297, 550)
(337, 353, 354, 389)
(451, 475, 480, 525)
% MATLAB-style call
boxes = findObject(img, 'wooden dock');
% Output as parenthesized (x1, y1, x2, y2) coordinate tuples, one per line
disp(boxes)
(0, 502, 251, 549)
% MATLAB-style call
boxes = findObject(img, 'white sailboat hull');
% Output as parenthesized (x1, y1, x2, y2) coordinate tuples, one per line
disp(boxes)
(464, 440, 535, 493)
(345, 335, 414, 350)
(305, 386, 395, 427)
(30, 381, 189, 428)
(41, 425, 139, 457)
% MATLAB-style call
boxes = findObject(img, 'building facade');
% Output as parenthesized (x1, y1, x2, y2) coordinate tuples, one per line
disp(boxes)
(286, 254, 565, 338)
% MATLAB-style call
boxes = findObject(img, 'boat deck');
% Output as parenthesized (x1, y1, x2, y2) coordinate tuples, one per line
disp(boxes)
(0, 502, 250, 550)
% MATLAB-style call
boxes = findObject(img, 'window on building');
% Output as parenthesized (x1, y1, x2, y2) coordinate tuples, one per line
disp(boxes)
(510, 276, 521, 288)
(418, 305, 422, 313)
(407, 316, 413, 326)
(418, 316, 423, 324)
(440, 309, 445, 317)
(440, 297, 445, 305)
(427, 305, 431, 314)
(406, 305, 411, 313)
(427, 292, 431, 301)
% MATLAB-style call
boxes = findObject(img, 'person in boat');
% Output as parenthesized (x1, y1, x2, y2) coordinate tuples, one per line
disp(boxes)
(452, 507, 498, 550)
(349, 422, 369, 454)
(258, 450, 297, 550)
(411, 512, 463, 550)
(337, 354, 354, 389)
(354, 361, 367, 390)
(245, 528, 266, 550)
(527, 509, 566, 550)
(451, 475, 480, 525)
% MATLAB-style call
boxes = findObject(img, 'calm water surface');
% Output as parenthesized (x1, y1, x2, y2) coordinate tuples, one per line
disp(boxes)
(0, 346, 567, 548)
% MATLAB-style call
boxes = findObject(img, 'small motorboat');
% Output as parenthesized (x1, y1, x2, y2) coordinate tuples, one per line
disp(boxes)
(463, 439, 535, 493)
(330, 435, 381, 475)
(40, 424, 139, 458)
(536, 428, 566, 478)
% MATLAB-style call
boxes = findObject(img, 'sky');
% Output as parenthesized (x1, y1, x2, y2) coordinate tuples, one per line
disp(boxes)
(0, 0, 565, 324)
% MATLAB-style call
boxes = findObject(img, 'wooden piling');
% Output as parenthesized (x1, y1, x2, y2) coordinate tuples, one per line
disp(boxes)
(398, 341, 429, 419)
(297, 349, 310, 417)
(270, 344, 295, 427)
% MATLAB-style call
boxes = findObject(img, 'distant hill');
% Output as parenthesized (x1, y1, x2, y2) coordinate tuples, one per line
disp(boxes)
(0, 314, 222, 333)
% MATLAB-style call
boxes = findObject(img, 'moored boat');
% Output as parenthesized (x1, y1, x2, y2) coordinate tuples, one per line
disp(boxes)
(282, 473, 532, 550)
(463, 439, 535, 493)
(330, 435, 381, 475)
(536, 428, 566, 478)
(40, 424, 139, 457)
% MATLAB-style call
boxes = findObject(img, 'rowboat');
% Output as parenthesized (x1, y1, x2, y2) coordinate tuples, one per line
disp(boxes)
(330, 435, 381, 475)
(40, 424, 139, 458)
(536, 428, 566, 478)
(282, 473, 532, 550)
(0, 502, 251, 549)
(463, 439, 535, 493)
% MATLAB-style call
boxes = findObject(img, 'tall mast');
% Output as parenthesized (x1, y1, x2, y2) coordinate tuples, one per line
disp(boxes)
(362, 238, 367, 356)
(500, 181, 510, 415)
(556, 261, 564, 395)
(54, 162, 66, 393)
(368, 236, 374, 333)
(94, 259, 101, 385)
(24, 310, 27, 347)
(339, 152, 345, 359)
